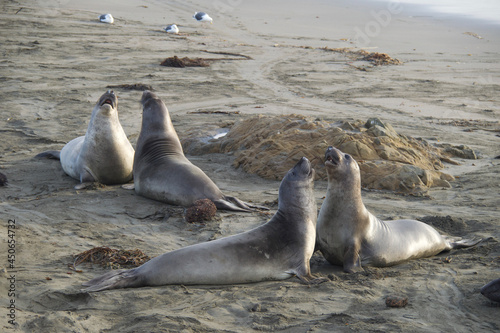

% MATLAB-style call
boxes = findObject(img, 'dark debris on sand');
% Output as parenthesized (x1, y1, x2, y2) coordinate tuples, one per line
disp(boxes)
(106, 83, 154, 91)
(185, 198, 217, 223)
(0, 172, 7, 186)
(361, 52, 403, 65)
(161, 56, 210, 68)
(316, 46, 402, 65)
(72, 246, 151, 270)
(161, 52, 252, 68)
(385, 295, 409, 308)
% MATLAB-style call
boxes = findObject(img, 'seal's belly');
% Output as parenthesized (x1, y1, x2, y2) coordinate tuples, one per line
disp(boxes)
(60, 136, 84, 180)
(362, 219, 447, 266)
(135, 160, 222, 206)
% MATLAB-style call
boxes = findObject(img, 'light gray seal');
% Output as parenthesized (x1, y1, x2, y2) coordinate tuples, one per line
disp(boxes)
(83, 157, 326, 291)
(132, 90, 264, 212)
(316, 146, 481, 273)
(36, 90, 134, 189)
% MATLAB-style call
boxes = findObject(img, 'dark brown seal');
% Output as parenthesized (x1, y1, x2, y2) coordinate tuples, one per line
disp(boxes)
(132, 90, 265, 212)
(83, 157, 325, 291)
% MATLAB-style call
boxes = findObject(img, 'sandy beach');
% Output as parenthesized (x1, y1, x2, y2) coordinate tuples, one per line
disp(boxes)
(1, 0, 499, 331)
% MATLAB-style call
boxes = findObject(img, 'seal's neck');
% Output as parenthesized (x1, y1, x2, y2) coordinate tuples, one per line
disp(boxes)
(142, 111, 175, 133)
(86, 106, 120, 138)
(278, 183, 316, 220)
(326, 178, 369, 221)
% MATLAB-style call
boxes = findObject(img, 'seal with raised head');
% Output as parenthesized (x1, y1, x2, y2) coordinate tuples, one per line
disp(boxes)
(83, 157, 325, 291)
(132, 90, 263, 212)
(316, 146, 481, 273)
(36, 90, 134, 189)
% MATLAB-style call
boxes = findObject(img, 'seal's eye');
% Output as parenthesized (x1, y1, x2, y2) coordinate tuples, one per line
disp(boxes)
(345, 154, 350, 160)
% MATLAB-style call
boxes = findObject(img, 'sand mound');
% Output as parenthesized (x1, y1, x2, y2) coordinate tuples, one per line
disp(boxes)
(182, 115, 476, 193)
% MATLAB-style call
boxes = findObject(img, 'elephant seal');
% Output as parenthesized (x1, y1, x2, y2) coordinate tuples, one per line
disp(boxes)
(36, 90, 134, 189)
(132, 90, 264, 212)
(83, 157, 326, 291)
(316, 146, 481, 273)
(481, 278, 500, 303)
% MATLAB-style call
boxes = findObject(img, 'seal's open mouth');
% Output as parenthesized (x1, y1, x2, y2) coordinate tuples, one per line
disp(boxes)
(325, 146, 341, 166)
(98, 90, 117, 109)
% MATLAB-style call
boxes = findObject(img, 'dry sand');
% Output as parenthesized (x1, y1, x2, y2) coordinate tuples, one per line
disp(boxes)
(1, 0, 499, 332)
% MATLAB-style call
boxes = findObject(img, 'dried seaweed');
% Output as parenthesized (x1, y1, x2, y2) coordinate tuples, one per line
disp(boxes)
(72, 246, 151, 270)
(106, 83, 154, 91)
(161, 52, 252, 68)
(187, 110, 240, 115)
(319, 47, 402, 65)
(362, 52, 402, 65)
(200, 50, 253, 60)
(160, 56, 210, 68)
(185, 198, 217, 223)
(273, 44, 402, 66)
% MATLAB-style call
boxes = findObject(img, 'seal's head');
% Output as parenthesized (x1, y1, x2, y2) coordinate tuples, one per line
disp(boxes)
(141, 90, 159, 106)
(96, 90, 117, 115)
(140, 90, 171, 131)
(278, 157, 315, 212)
(286, 156, 315, 182)
(324, 146, 360, 184)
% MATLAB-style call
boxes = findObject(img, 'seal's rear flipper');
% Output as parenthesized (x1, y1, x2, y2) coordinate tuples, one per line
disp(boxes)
(83, 269, 142, 292)
(214, 196, 268, 212)
(36, 150, 61, 160)
(213, 198, 252, 212)
(449, 237, 482, 249)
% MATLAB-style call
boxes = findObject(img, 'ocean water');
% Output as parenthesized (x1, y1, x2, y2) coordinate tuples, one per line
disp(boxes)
(373, 0, 500, 25)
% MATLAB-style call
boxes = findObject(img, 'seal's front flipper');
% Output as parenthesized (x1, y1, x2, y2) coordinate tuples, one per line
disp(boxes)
(296, 274, 329, 285)
(294, 265, 329, 284)
(343, 244, 364, 273)
(36, 150, 61, 160)
(74, 182, 96, 190)
(75, 169, 97, 189)
(121, 183, 135, 190)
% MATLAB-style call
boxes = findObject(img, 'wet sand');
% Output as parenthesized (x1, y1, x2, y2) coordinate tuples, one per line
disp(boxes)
(0, 0, 499, 331)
